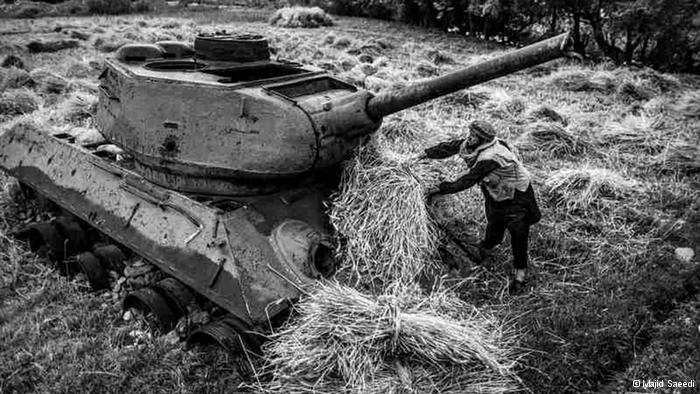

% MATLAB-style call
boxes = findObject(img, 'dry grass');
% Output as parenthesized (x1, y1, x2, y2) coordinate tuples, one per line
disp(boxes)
(600, 112, 666, 154)
(269, 7, 334, 28)
(545, 165, 640, 211)
(0, 89, 41, 117)
(514, 121, 587, 156)
(260, 281, 520, 394)
(675, 90, 700, 118)
(329, 144, 439, 291)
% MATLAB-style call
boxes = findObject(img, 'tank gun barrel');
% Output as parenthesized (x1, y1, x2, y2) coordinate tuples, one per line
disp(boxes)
(366, 32, 574, 119)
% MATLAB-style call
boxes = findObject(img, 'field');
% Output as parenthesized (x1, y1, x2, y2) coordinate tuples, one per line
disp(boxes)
(1, 5, 699, 394)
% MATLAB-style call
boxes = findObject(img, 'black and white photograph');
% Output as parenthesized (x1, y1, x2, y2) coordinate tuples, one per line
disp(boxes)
(0, 0, 698, 393)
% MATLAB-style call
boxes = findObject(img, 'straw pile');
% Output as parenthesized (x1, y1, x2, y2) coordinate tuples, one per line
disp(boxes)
(653, 144, 700, 174)
(545, 165, 639, 210)
(675, 90, 700, 118)
(261, 281, 519, 394)
(0, 89, 41, 117)
(514, 121, 586, 156)
(269, 7, 334, 28)
(526, 105, 567, 125)
(601, 113, 664, 154)
(329, 144, 439, 290)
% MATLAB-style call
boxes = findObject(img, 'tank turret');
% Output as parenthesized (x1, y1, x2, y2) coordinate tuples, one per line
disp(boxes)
(97, 33, 573, 196)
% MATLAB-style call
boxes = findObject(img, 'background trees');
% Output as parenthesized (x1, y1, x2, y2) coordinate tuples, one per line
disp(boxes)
(300, 0, 700, 73)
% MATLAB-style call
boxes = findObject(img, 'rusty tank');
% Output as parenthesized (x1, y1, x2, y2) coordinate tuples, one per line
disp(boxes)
(0, 33, 573, 352)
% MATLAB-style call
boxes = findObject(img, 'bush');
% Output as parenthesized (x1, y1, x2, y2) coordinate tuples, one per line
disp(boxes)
(269, 6, 334, 28)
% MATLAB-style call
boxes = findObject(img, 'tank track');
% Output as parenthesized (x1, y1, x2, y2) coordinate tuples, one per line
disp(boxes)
(9, 187, 267, 371)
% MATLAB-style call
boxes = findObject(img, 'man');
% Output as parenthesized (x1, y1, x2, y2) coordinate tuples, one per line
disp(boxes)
(420, 120, 541, 294)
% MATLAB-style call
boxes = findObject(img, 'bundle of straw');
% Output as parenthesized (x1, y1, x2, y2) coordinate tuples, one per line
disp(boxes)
(260, 281, 520, 394)
(514, 121, 585, 156)
(653, 143, 700, 174)
(601, 113, 665, 154)
(675, 90, 700, 118)
(268, 7, 334, 28)
(545, 165, 639, 211)
(329, 144, 439, 290)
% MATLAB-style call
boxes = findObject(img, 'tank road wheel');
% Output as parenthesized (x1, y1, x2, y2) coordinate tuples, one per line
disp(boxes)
(153, 278, 198, 316)
(93, 244, 127, 275)
(52, 216, 90, 256)
(75, 252, 111, 291)
(123, 287, 179, 333)
(27, 222, 65, 261)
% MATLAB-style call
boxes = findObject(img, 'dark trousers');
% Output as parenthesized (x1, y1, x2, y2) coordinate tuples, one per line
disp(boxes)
(480, 185, 539, 270)
(481, 213, 530, 269)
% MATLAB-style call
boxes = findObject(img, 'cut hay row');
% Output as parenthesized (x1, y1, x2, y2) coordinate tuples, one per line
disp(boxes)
(653, 144, 700, 174)
(259, 281, 520, 394)
(329, 144, 439, 291)
(545, 165, 640, 211)
(269, 7, 334, 28)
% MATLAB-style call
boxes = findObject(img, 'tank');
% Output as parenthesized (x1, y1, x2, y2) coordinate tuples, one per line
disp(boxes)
(0, 33, 572, 349)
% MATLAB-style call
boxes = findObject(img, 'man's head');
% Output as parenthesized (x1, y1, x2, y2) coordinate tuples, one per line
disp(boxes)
(465, 120, 496, 148)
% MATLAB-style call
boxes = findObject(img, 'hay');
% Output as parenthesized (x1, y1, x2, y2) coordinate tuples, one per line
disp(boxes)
(601, 113, 664, 154)
(526, 105, 567, 125)
(616, 79, 654, 101)
(444, 87, 492, 108)
(484, 90, 525, 119)
(653, 144, 700, 174)
(545, 165, 639, 210)
(53, 91, 98, 124)
(675, 90, 700, 118)
(29, 69, 70, 94)
(422, 49, 455, 65)
(514, 122, 585, 156)
(1, 54, 26, 70)
(26, 39, 80, 53)
(0, 67, 33, 91)
(0, 88, 41, 116)
(329, 144, 439, 290)
(261, 281, 520, 394)
(548, 69, 592, 91)
(415, 61, 438, 77)
(269, 7, 334, 28)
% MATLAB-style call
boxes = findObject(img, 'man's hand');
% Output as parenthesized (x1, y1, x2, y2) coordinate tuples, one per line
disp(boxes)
(412, 152, 429, 163)
(425, 185, 441, 203)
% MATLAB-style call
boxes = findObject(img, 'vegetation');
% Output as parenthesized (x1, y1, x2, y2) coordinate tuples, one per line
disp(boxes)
(0, 5, 698, 394)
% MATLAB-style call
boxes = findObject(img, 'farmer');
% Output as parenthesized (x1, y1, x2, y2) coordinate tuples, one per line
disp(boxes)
(419, 120, 541, 294)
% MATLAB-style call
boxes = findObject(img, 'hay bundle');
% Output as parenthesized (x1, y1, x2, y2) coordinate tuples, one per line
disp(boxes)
(616, 79, 654, 101)
(675, 90, 700, 118)
(526, 105, 567, 125)
(329, 145, 438, 289)
(515, 122, 585, 156)
(0, 67, 33, 92)
(261, 282, 519, 394)
(29, 69, 70, 95)
(547, 69, 592, 91)
(484, 90, 525, 119)
(1, 54, 27, 70)
(269, 7, 334, 28)
(26, 39, 80, 53)
(444, 88, 491, 108)
(545, 166, 639, 210)
(588, 71, 616, 92)
(601, 113, 664, 154)
(653, 144, 700, 174)
(0, 89, 41, 116)
(53, 91, 98, 124)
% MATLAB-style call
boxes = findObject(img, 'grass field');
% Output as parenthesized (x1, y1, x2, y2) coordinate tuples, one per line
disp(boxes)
(1, 5, 699, 394)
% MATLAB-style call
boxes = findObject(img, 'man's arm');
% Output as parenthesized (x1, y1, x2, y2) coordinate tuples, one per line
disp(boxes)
(424, 139, 465, 159)
(435, 160, 500, 195)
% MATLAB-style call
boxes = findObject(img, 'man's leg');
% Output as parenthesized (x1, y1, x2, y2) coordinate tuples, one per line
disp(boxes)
(507, 219, 530, 288)
(480, 218, 506, 250)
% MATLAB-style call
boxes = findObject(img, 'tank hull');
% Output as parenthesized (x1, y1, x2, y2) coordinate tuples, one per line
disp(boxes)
(0, 121, 332, 326)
